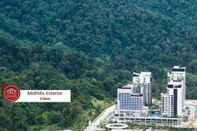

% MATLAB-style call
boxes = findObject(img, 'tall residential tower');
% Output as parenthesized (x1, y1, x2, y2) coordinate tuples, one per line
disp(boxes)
(161, 66, 186, 117)
(133, 72, 152, 105)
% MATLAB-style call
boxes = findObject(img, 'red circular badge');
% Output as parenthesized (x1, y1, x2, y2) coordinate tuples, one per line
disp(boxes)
(3, 84, 20, 102)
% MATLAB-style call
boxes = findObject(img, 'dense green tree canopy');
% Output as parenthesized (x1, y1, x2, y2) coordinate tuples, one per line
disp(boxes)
(0, 0, 197, 130)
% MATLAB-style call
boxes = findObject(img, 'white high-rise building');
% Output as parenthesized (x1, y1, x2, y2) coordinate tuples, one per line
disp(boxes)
(168, 66, 186, 103)
(161, 92, 174, 117)
(168, 66, 186, 117)
(133, 72, 152, 105)
(167, 81, 184, 117)
(161, 66, 186, 117)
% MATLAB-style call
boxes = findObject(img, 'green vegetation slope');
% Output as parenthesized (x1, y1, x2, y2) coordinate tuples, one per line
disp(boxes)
(1, 0, 197, 130)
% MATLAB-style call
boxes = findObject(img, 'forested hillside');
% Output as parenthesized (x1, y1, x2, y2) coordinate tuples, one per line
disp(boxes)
(1, 0, 197, 130)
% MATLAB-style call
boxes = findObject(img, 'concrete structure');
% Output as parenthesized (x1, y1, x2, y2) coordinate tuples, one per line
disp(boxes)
(161, 66, 186, 117)
(133, 72, 152, 105)
(109, 111, 183, 128)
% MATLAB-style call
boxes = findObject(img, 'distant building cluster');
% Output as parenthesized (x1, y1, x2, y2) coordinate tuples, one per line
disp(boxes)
(110, 66, 188, 127)
(117, 66, 186, 118)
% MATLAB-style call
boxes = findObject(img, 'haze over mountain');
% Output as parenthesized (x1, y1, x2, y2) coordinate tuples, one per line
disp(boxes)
(0, 0, 197, 130)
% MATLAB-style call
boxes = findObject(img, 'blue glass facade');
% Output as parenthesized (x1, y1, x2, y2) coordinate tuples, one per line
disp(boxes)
(118, 91, 143, 110)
